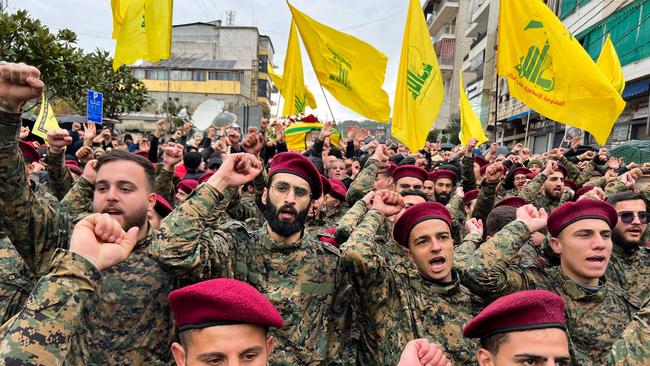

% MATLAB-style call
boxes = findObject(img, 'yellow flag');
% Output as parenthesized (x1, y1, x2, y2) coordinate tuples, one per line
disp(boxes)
(113, 0, 173, 70)
(269, 65, 317, 115)
(392, 0, 444, 152)
(497, 0, 625, 145)
(32, 94, 60, 140)
(282, 20, 318, 115)
(111, 0, 131, 39)
(597, 34, 625, 95)
(459, 72, 488, 146)
(288, 2, 390, 121)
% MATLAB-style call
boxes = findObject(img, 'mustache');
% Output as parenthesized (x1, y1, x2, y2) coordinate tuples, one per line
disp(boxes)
(277, 204, 298, 217)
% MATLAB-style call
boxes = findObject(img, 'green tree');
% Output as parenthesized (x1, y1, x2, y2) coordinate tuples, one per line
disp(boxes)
(446, 113, 461, 145)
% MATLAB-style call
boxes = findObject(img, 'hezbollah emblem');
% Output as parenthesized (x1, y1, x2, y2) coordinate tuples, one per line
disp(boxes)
(406, 47, 435, 101)
(515, 20, 555, 92)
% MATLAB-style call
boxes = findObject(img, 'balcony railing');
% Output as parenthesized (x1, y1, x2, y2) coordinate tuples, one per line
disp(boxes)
(434, 23, 456, 40)
(439, 55, 455, 67)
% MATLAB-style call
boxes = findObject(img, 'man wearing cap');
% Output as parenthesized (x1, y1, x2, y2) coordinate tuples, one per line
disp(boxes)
(339, 194, 482, 365)
(175, 179, 199, 205)
(604, 191, 650, 301)
(517, 159, 569, 212)
(526, 158, 544, 174)
(153, 152, 341, 365)
(463, 290, 571, 366)
(168, 278, 283, 366)
(392, 164, 428, 193)
(459, 200, 641, 363)
(497, 167, 531, 201)
(430, 169, 457, 205)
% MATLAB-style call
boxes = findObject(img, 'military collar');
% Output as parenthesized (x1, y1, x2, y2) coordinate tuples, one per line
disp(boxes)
(551, 268, 606, 302)
(135, 223, 154, 250)
(260, 223, 306, 251)
(411, 270, 461, 296)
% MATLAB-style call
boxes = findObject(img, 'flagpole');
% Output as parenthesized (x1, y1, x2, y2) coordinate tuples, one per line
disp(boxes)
(275, 93, 283, 119)
(319, 84, 336, 123)
(524, 110, 531, 148)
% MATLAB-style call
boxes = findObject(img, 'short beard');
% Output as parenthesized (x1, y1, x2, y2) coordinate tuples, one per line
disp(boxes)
(435, 194, 450, 205)
(263, 200, 308, 237)
(123, 205, 149, 232)
(612, 229, 642, 253)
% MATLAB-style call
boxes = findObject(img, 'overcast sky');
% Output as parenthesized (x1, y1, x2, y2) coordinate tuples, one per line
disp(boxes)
(11, 0, 416, 122)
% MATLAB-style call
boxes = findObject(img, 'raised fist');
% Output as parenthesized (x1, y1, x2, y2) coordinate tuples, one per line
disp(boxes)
(0, 62, 44, 113)
(465, 218, 484, 237)
(162, 142, 183, 170)
(208, 153, 262, 192)
(516, 204, 548, 234)
(371, 189, 404, 217)
(397, 339, 452, 366)
(485, 162, 505, 184)
(47, 128, 72, 153)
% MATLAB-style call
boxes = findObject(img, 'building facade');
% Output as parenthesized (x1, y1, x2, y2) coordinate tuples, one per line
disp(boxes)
(125, 20, 274, 130)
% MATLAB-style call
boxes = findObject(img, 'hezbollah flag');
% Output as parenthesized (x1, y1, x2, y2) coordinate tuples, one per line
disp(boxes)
(497, 0, 625, 145)
(288, 2, 390, 122)
(459, 72, 488, 146)
(269, 65, 317, 116)
(282, 20, 318, 116)
(597, 34, 625, 95)
(392, 0, 444, 152)
(284, 120, 341, 151)
(32, 93, 60, 140)
(113, 0, 173, 70)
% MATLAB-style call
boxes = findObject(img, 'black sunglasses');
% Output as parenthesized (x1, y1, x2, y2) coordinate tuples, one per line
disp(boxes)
(618, 211, 649, 224)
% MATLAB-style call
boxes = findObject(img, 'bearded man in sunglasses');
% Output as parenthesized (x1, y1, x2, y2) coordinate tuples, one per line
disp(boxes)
(605, 191, 649, 301)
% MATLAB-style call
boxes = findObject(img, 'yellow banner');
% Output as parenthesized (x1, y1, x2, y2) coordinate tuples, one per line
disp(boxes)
(497, 0, 625, 145)
(32, 93, 60, 140)
(597, 34, 625, 95)
(459, 72, 488, 146)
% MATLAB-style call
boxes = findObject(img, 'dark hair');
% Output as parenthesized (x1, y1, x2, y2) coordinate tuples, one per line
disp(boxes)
(480, 333, 509, 354)
(486, 206, 517, 237)
(399, 189, 428, 201)
(95, 150, 155, 192)
(606, 191, 647, 208)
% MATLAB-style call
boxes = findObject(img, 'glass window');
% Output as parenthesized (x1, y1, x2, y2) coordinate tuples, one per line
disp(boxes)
(156, 70, 168, 80)
(133, 69, 145, 79)
(145, 70, 157, 80)
(180, 71, 192, 80)
(208, 71, 219, 80)
(258, 79, 270, 98)
(170, 70, 182, 80)
(193, 71, 206, 81)
(259, 55, 269, 72)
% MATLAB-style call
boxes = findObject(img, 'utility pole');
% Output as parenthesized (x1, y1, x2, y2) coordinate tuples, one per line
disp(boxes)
(225, 10, 236, 26)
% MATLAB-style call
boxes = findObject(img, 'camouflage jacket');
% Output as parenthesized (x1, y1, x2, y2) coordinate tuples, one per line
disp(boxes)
(459, 220, 641, 364)
(339, 209, 481, 365)
(0, 249, 99, 366)
(607, 297, 650, 365)
(447, 193, 466, 244)
(0, 112, 177, 365)
(473, 180, 498, 223)
(346, 158, 380, 206)
(45, 148, 73, 202)
(517, 172, 565, 212)
(0, 230, 33, 325)
(152, 183, 341, 366)
(606, 243, 650, 303)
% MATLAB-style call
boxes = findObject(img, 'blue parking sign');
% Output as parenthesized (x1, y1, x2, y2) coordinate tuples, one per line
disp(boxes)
(87, 90, 103, 123)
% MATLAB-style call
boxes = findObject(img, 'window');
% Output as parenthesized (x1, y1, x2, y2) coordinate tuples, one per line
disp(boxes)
(170, 70, 182, 80)
(259, 55, 269, 72)
(208, 71, 242, 82)
(145, 70, 157, 79)
(156, 70, 168, 80)
(193, 71, 206, 81)
(258, 79, 270, 98)
(180, 71, 192, 80)
(133, 70, 145, 79)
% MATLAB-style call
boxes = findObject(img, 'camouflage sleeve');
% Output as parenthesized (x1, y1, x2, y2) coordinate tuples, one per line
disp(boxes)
(454, 232, 482, 273)
(151, 183, 231, 282)
(584, 176, 607, 188)
(640, 183, 650, 203)
(459, 220, 540, 301)
(224, 189, 264, 222)
(560, 156, 580, 182)
(472, 181, 497, 222)
(45, 148, 73, 201)
(346, 159, 379, 206)
(253, 169, 267, 211)
(60, 176, 94, 221)
(607, 298, 650, 365)
(0, 248, 100, 366)
(154, 166, 176, 207)
(446, 194, 466, 244)
(461, 155, 476, 192)
(333, 199, 368, 245)
(339, 209, 388, 289)
(518, 172, 547, 202)
(575, 160, 596, 187)
(605, 180, 629, 195)
(0, 112, 64, 270)
(0, 231, 32, 324)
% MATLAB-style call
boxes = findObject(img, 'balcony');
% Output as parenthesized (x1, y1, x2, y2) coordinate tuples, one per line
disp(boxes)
(435, 38, 455, 78)
(425, 0, 459, 37)
(433, 23, 456, 43)
(465, 0, 490, 38)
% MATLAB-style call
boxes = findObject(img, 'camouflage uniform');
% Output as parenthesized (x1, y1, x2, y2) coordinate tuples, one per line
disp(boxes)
(45, 148, 73, 202)
(560, 156, 595, 187)
(339, 209, 481, 365)
(446, 193, 466, 244)
(607, 297, 650, 365)
(0, 249, 99, 366)
(460, 155, 476, 192)
(154, 164, 176, 206)
(458, 220, 641, 364)
(0, 229, 32, 324)
(517, 172, 566, 212)
(606, 243, 650, 303)
(0, 112, 177, 365)
(152, 183, 341, 366)
(495, 187, 518, 202)
(472, 180, 498, 223)
(346, 158, 380, 206)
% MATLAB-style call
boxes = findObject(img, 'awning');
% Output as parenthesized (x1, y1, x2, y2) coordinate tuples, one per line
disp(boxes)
(622, 79, 650, 100)
(507, 110, 536, 121)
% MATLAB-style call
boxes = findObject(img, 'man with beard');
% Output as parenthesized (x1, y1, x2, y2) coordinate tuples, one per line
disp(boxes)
(0, 62, 178, 364)
(392, 165, 427, 193)
(605, 191, 649, 301)
(431, 169, 457, 205)
(152, 152, 342, 365)
(518, 159, 568, 212)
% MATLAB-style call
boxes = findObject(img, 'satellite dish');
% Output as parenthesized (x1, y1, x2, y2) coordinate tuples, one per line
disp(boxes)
(214, 111, 237, 128)
(192, 99, 224, 130)
(177, 108, 189, 120)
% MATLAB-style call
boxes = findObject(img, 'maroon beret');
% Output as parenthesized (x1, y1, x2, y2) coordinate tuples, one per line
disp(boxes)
(393, 202, 452, 247)
(269, 152, 322, 199)
(19, 140, 40, 163)
(479, 164, 488, 177)
(176, 179, 199, 194)
(525, 172, 538, 180)
(134, 150, 149, 158)
(554, 163, 568, 178)
(464, 189, 479, 204)
(66, 163, 83, 176)
(573, 185, 595, 201)
(152, 193, 173, 218)
(432, 169, 457, 183)
(564, 180, 577, 192)
(328, 178, 347, 201)
(392, 165, 428, 183)
(301, 114, 319, 122)
(512, 167, 531, 177)
(169, 278, 284, 332)
(65, 159, 79, 167)
(387, 162, 398, 176)
(547, 199, 617, 237)
(494, 196, 526, 209)
(463, 290, 566, 338)
(320, 175, 332, 197)
(475, 156, 488, 167)
(198, 170, 215, 184)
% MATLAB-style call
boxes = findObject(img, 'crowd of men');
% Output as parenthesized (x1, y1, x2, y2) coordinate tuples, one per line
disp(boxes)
(0, 61, 649, 366)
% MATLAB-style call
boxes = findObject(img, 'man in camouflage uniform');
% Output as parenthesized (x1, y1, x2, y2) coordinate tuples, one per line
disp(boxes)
(458, 199, 641, 364)
(339, 194, 481, 365)
(0, 213, 139, 365)
(605, 191, 650, 302)
(152, 152, 341, 365)
(517, 159, 568, 212)
(0, 227, 32, 324)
